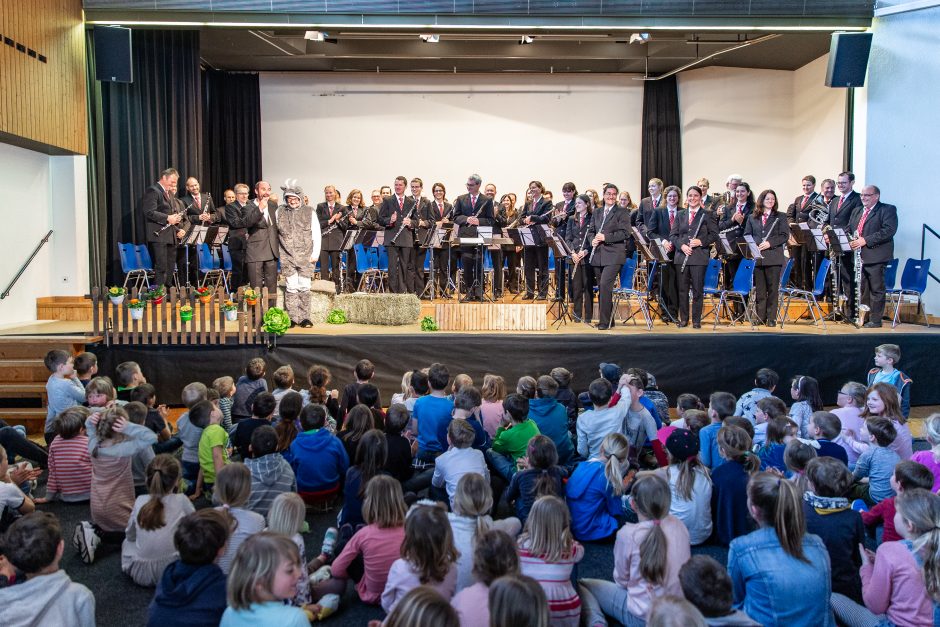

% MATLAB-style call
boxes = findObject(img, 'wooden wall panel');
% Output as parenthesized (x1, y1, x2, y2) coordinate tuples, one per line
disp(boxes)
(0, 0, 87, 155)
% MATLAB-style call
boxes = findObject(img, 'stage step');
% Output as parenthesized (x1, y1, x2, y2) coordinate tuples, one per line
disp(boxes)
(0, 335, 100, 359)
(0, 382, 47, 400)
(0, 358, 47, 381)
(0, 408, 47, 433)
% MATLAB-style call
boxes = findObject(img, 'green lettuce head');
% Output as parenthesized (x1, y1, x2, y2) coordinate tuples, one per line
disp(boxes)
(261, 307, 291, 335)
(327, 309, 348, 325)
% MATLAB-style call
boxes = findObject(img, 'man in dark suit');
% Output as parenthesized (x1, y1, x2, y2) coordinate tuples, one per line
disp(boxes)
(586, 184, 630, 330)
(670, 186, 718, 328)
(316, 184, 348, 292)
(244, 180, 279, 297)
(787, 175, 820, 290)
(453, 174, 495, 301)
(221, 183, 251, 291)
(850, 185, 898, 328)
(378, 176, 419, 294)
(484, 183, 506, 298)
(141, 167, 186, 287)
(830, 171, 864, 318)
(410, 178, 433, 295)
(549, 182, 577, 302)
(636, 178, 665, 236)
(183, 177, 219, 225)
(521, 180, 554, 300)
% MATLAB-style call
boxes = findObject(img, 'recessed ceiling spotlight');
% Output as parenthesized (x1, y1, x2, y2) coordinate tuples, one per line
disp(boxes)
(304, 30, 327, 41)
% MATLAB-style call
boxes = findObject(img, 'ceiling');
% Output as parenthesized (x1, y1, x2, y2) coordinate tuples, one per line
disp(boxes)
(199, 28, 837, 74)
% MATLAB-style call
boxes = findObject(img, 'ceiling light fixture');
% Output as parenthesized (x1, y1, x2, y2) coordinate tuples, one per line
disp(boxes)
(303, 30, 326, 41)
(419, 34, 440, 43)
(629, 33, 651, 44)
(519, 35, 534, 45)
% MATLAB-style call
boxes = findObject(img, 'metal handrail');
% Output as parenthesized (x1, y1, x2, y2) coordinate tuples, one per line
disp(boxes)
(0, 230, 53, 299)
(920, 224, 940, 285)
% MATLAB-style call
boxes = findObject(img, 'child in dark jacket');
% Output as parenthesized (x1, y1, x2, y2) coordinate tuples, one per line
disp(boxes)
(285, 404, 349, 498)
(506, 436, 565, 525)
(711, 425, 761, 546)
(148, 509, 229, 627)
(383, 404, 414, 484)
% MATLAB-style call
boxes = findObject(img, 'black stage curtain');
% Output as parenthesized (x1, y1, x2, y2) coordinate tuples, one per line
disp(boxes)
(88, 30, 202, 286)
(201, 69, 262, 200)
(641, 76, 682, 192)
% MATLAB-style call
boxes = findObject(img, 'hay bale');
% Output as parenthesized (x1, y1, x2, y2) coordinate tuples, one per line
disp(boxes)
(276, 283, 335, 322)
(334, 293, 421, 326)
(311, 279, 336, 295)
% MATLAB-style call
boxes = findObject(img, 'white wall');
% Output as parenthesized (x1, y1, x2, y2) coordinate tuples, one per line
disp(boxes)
(678, 56, 845, 199)
(865, 5, 940, 312)
(0, 143, 88, 326)
(260, 73, 644, 202)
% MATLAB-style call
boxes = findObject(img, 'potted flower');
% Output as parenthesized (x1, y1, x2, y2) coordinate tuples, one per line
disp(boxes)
(221, 299, 238, 322)
(127, 298, 145, 320)
(147, 285, 166, 305)
(243, 288, 259, 306)
(195, 286, 212, 304)
(179, 304, 193, 322)
(107, 286, 125, 305)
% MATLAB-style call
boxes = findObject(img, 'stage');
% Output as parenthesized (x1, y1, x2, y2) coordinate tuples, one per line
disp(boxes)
(2, 316, 938, 414)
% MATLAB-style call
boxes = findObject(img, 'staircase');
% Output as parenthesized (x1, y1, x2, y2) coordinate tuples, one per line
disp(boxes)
(0, 335, 100, 435)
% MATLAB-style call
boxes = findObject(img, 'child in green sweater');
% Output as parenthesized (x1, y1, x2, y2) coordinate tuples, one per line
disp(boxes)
(485, 393, 540, 481)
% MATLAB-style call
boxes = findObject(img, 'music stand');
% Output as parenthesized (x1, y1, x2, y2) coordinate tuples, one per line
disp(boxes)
(824, 227, 855, 325)
(546, 231, 574, 326)
(340, 229, 360, 293)
(739, 235, 764, 260)
(633, 227, 677, 325)
(717, 231, 738, 256)
(420, 225, 451, 300)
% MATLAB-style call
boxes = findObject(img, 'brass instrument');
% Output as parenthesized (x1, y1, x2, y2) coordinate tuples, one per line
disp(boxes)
(806, 198, 831, 227)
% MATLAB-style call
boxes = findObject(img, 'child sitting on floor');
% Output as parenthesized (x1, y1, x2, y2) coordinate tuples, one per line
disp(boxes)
(860, 460, 934, 543)
(432, 419, 488, 508)
(214, 463, 265, 575)
(486, 394, 540, 482)
(450, 530, 520, 627)
(506, 435, 565, 526)
(35, 407, 92, 504)
(853, 417, 901, 505)
(231, 357, 267, 423)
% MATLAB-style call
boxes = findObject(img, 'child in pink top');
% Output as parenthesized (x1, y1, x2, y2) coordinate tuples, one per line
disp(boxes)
(517, 495, 584, 627)
(579, 473, 691, 625)
(480, 375, 506, 438)
(844, 383, 913, 461)
(911, 414, 940, 493)
(450, 530, 519, 627)
(308, 476, 406, 606)
(831, 488, 940, 626)
(381, 503, 458, 614)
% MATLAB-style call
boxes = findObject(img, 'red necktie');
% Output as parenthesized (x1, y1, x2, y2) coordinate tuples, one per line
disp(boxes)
(689, 211, 696, 226)
(737, 204, 744, 214)
(858, 206, 873, 232)
(471, 196, 476, 210)
(195, 194, 201, 209)
(669, 210, 675, 229)
(801, 195, 809, 208)
(398, 196, 403, 211)
(762, 213, 768, 227)
(329, 204, 334, 216)
(163, 188, 169, 202)
(838, 196, 845, 209)
(438, 202, 443, 218)
(580, 215, 584, 229)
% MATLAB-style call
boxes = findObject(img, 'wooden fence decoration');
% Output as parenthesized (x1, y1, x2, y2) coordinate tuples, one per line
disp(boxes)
(91, 286, 273, 346)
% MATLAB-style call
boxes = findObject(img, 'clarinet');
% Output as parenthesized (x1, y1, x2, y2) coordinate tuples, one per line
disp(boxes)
(680, 213, 706, 273)
(322, 207, 350, 237)
(852, 228, 864, 326)
(588, 207, 612, 265)
(390, 202, 417, 244)
(574, 214, 592, 266)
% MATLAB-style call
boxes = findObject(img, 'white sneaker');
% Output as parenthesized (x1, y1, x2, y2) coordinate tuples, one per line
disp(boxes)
(75, 521, 100, 564)
(308, 565, 332, 586)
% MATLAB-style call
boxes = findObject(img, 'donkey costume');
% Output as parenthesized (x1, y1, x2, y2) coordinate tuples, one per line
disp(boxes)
(278, 181, 321, 326)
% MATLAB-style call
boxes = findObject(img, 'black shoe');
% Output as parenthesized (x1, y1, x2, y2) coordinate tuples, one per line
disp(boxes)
(584, 319, 594, 325)
(522, 294, 535, 301)
(300, 319, 313, 328)
(289, 320, 297, 328)
(536, 294, 548, 301)
(596, 324, 611, 330)
(677, 321, 689, 328)
(494, 292, 503, 299)
(766, 321, 777, 328)
(863, 321, 883, 328)
(692, 323, 702, 329)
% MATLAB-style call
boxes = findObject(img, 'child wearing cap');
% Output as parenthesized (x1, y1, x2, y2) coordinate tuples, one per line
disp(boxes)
(657, 428, 713, 545)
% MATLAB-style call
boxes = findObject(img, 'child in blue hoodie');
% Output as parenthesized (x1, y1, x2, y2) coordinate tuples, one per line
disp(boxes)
(148, 509, 229, 627)
(566, 433, 633, 542)
(284, 403, 349, 500)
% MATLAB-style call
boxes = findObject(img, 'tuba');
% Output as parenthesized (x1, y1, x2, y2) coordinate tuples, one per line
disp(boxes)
(806, 198, 831, 228)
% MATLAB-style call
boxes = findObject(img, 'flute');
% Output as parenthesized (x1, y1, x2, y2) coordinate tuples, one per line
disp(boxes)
(588, 207, 612, 265)
(680, 213, 705, 273)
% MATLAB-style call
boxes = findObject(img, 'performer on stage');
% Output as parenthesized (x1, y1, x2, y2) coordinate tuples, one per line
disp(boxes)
(183, 177, 218, 225)
(316, 185, 348, 292)
(410, 178, 433, 294)
(586, 184, 629, 330)
(141, 168, 186, 288)
(277, 183, 319, 328)
(830, 171, 863, 319)
(721, 173, 743, 207)
(652, 186, 682, 320)
(565, 194, 595, 324)
(484, 183, 505, 298)
(670, 186, 717, 329)
(221, 184, 251, 291)
(521, 180, 554, 300)
(345, 188, 377, 290)
(421, 182, 455, 297)
(849, 185, 898, 328)
(500, 193, 522, 294)
(223, 189, 236, 206)
(377, 176, 419, 294)
(744, 189, 789, 327)
(618, 191, 638, 259)
(551, 182, 577, 301)
(698, 178, 720, 212)
(244, 181, 279, 297)
(788, 175, 820, 290)
(452, 174, 494, 301)
(718, 181, 754, 306)
(637, 178, 664, 230)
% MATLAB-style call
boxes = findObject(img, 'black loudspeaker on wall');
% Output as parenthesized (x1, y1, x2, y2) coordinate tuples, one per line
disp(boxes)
(825, 32, 873, 88)
(93, 26, 133, 83)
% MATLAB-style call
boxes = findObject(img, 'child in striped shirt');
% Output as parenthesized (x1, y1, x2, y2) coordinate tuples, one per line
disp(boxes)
(35, 407, 92, 504)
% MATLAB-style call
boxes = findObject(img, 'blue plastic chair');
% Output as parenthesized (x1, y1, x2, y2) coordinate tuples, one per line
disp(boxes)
(354, 244, 381, 292)
(198, 243, 225, 290)
(701, 258, 723, 321)
(219, 244, 232, 293)
(119, 243, 149, 291)
(889, 258, 931, 328)
(611, 258, 655, 330)
(714, 259, 756, 329)
(884, 258, 900, 292)
(775, 258, 795, 322)
(780, 258, 831, 329)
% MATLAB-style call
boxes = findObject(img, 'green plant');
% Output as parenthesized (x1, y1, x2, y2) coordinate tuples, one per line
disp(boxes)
(126, 298, 145, 310)
(261, 307, 291, 335)
(420, 316, 439, 332)
(146, 285, 166, 300)
(326, 309, 348, 325)
(221, 299, 238, 312)
(108, 286, 125, 297)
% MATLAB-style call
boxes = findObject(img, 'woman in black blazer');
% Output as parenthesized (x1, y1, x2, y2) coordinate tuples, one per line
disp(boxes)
(422, 182, 455, 297)
(565, 194, 595, 324)
(743, 189, 790, 326)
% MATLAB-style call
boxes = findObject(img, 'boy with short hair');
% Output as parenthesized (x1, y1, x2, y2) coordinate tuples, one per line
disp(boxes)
(734, 367, 779, 424)
(231, 357, 267, 423)
(451, 373, 473, 399)
(853, 417, 901, 504)
(148, 509, 229, 626)
(528, 375, 575, 465)
(43, 349, 85, 446)
(115, 361, 146, 402)
(550, 366, 579, 429)
(699, 391, 738, 471)
(285, 404, 349, 499)
(809, 411, 849, 465)
(176, 382, 209, 492)
(35, 407, 92, 504)
(357, 383, 385, 430)
(0, 512, 95, 626)
(194, 400, 230, 498)
(867, 343, 912, 418)
(678, 555, 759, 626)
(412, 363, 454, 465)
(340, 359, 379, 416)
(576, 377, 631, 460)
(124, 401, 157, 496)
(230, 392, 276, 460)
(73, 352, 98, 387)
(383, 404, 414, 484)
(212, 375, 236, 431)
(452, 385, 491, 451)
(432, 419, 488, 507)
(270, 365, 295, 420)
(860, 459, 934, 543)
(245, 425, 296, 517)
(485, 393, 540, 481)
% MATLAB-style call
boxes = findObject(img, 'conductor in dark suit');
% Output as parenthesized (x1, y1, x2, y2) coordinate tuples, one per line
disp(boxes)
(744, 190, 790, 326)
(244, 180, 279, 295)
(378, 176, 419, 294)
(221, 184, 251, 290)
(316, 185, 347, 292)
(521, 180, 554, 300)
(586, 184, 629, 330)
(670, 186, 718, 328)
(453, 174, 494, 301)
(850, 185, 898, 328)
(141, 167, 186, 287)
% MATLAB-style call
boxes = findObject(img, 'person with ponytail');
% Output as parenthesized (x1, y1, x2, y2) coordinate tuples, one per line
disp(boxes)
(657, 428, 713, 545)
(831, 487, 940, 626)
(728, 472, 834, 626)
(566, 433, 634, 542)
(506, 435, 565, 526)
(843, 382, 913, 462)
(711, 425, 761, 546)
(579, 472, 691, 625)
(121, 454, 194, 586)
